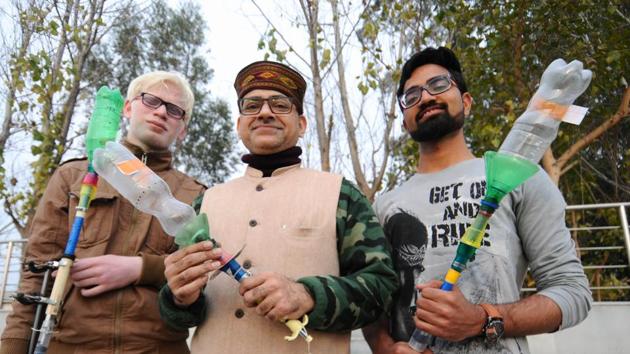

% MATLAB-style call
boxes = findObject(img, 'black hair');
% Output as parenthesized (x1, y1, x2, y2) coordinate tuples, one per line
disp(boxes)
(397, 47, 468, 110)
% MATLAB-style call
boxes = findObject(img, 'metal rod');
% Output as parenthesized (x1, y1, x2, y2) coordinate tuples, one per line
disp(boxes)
(618, 205, 630, 269)
(576, 246, 625, 251)
(0, 241, 14, 304)
(566, 202, 630, 210)
(28, 268, 52, 354)
(569, 226, 619, 231)
(583, 265, 628, 269)
(522, 285, 630, 291)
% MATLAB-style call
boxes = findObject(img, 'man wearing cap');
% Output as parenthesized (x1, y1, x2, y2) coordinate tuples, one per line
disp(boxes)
(362, 47, 591, 353)
(158, 60, 398, 353)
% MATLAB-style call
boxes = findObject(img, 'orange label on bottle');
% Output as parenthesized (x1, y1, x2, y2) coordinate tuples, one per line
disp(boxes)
(537, 100, 569, 120)
(116, 159, 145, 176)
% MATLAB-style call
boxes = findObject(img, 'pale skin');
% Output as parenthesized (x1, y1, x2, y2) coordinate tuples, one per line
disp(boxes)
(363, 64, 562, 353)
(69, 82, 188, 297)
(164, 89, 315, 321)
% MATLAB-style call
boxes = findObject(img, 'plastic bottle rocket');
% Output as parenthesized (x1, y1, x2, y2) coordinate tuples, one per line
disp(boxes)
(32, 86, 123, 354)
(499, 59, 592, 163)
(86, 87, 124, 165)
(92, 141, 195, 236)
(94, 142, 314, 346)
(483, 59, 592, 205)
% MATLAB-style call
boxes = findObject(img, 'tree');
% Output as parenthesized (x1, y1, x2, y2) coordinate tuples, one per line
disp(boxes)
(85, 0, 237, 185)
(0, 0, 236, 237)
(253, 0, 418, 200)
(373, 0, 629, 299)
(441, 0, 630, 301)
(0, 0, 130, 236)
(381, 0, 629, 203)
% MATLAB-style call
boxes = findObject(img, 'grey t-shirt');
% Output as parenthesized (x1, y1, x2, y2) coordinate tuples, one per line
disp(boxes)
(374, 158, 591, 354)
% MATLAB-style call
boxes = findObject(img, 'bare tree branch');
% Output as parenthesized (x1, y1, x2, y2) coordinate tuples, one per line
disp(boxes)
(556, 87, 630, 175)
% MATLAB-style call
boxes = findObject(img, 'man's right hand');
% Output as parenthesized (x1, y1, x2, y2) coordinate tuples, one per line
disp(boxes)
(164, 241, 223, 307)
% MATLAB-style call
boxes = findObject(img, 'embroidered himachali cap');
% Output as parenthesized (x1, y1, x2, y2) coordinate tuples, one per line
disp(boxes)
(234, 61, 307, 114)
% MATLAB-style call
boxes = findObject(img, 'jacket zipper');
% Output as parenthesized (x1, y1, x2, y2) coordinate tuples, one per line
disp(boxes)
(114, 153, 147, 354)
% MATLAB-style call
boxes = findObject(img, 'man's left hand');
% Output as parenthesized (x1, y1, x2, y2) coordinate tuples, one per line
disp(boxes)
(414, 280, 486, 342)
(71, 255, 142, 297)
(239, 272, 314, 322)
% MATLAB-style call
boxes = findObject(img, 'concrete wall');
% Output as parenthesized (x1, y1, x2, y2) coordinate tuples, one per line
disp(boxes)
(1, 302, 628, 353)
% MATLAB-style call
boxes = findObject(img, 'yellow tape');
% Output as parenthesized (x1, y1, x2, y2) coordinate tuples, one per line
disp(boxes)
(445, 268, 461, 284)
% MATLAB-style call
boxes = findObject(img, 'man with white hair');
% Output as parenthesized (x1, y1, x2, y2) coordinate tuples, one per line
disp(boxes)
(1, 71, 205, 354)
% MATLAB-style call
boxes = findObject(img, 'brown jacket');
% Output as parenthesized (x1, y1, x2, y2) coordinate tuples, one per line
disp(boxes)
(1, 142, 205, 354)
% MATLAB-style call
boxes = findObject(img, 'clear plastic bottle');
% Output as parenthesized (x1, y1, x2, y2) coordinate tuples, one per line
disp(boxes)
(498, 110, 561, 163)
(499, 58, 592, 164)
(93, 141, 195, 236)
(86, 87, 124, 164)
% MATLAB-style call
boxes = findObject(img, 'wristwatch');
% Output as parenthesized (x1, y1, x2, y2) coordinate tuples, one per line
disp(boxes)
(480, 303, 504, 344)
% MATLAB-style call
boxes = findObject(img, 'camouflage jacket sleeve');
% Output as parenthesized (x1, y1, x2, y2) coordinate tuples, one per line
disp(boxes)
(297, 178, 398, 331)
(158, 284, 207, 331)
(157, 191, 207, 330)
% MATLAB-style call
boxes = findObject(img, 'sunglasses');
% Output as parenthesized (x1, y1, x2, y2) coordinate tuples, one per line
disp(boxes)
(238, 96, 295, 115)
(136, 92, 186, 120)
(398, 74, 454, 109)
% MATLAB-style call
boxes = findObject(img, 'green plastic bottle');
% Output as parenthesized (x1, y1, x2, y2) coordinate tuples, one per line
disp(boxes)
(86, 86, 124, 164)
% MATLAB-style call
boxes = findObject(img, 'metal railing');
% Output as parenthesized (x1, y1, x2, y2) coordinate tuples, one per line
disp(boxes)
(567, 202, 630, 269)
(0, 239, 26, 305)
(567, 202, 630, 298)
(520, 202, 630, 297)
(0, 203, 629, 306)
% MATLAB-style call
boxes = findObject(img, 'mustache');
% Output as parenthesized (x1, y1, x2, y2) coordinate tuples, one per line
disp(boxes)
(252, 123, 282, 129)
(415, 101, 449, 121)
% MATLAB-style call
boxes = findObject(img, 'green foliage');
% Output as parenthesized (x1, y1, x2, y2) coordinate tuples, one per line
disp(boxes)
(384, 0, 629, 206)
(85, 0, 237, 186)
(379, 0, 630, 299)
(1, 1, 111, 231)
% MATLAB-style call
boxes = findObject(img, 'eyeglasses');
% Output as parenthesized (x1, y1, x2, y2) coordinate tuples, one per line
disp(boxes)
(136, 92, 186, 120)
(238, 96, 294, 115)
(398, 74, 454, 109)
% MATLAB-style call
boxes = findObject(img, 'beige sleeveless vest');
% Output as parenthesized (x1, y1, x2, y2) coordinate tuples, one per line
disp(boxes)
(192, 164, 350, 354)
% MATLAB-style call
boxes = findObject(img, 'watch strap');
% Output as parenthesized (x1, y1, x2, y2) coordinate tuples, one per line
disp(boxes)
(480, 303, 502, 320)
(480, 303, 504, 342)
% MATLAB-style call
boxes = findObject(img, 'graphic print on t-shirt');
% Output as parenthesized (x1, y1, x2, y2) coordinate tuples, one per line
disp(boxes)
(384, 209, 428, 341)
(427, 180, 491, 249)
(384, 178, 494, 341)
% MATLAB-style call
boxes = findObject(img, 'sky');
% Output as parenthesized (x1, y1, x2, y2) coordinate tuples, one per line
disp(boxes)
(185, 0, 303, 120)
(173, 0, 328, 162)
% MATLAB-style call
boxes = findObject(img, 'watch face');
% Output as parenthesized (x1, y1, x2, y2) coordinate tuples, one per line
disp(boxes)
(486, 319, 505, 343)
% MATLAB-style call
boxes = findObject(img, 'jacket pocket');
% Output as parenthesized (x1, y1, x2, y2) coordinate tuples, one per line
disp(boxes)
(278, 226, 338, 278)
(69, 191, 117, 247)
(141, 217, 175, 255)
